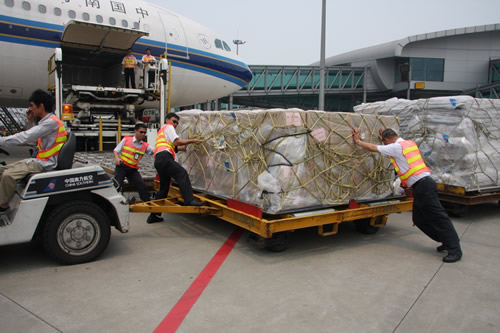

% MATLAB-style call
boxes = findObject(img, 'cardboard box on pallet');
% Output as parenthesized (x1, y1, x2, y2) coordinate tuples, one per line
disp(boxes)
(176, 109, 400, 214)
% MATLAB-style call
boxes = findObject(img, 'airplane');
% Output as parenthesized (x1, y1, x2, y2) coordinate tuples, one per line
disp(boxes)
(0, 0, 253, 109)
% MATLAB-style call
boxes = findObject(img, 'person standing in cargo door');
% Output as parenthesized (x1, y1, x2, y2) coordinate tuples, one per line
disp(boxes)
(141, 48, 156, 88)
(351, 128, 462, 263)
(0, 89, 67, 214)
(113, 123, 154, 203)
(147, 113, 203, 224)
(121, 48, 137, 89)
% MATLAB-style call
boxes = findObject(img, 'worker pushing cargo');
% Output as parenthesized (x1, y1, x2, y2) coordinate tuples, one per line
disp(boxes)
(352, 127, 463, 263)
(147, 113, 203, 224)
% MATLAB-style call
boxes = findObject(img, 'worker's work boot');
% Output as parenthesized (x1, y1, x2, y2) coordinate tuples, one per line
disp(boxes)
(147, 214, 164, 224)
(443, 250, 462, 263)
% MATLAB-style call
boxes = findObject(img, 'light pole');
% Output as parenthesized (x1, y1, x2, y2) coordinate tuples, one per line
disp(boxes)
(319, 0, 326, 111)
(233, 39, 246, 55)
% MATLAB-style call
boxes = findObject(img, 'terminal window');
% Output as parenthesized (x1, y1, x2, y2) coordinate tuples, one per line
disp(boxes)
(491, 61, 500, 83)
(412, 58, 444, 81)
(396, 58, 444, 82)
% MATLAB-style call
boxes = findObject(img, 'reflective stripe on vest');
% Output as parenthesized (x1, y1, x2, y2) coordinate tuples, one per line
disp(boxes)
(120, 136, 148, 169)
(390, 140, 430, 187)
(143, 55, 155, 63)
(154, 124, 176, 159)
(36, 116, 68, 160)
(123, 55, 136, 68)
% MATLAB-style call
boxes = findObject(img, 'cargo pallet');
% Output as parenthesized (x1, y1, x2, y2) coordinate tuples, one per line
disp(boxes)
(129, 186, 414, 251)
(437, 183, 500, 217)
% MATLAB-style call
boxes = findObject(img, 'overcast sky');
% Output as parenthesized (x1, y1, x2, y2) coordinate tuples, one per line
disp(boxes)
(149, 0, 500, 66)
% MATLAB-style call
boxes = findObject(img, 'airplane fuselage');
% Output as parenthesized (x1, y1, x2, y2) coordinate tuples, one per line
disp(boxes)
(0, 0, 252, 108)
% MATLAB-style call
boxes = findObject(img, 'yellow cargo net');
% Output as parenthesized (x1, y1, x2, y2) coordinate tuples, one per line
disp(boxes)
(176, 109, 400, 213)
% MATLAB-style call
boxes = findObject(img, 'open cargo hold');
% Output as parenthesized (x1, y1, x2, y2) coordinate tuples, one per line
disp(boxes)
(354, 96, 500, 193)
(175, 109, 400, 214)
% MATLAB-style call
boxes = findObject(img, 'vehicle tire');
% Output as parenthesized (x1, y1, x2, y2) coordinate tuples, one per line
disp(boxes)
(42, 201, 111, 265)
(267, 232, 289, 252)
(354, 218, 380, 234)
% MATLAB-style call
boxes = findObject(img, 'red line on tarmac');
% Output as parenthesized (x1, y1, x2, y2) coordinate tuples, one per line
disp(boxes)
(154, 228, 244, 333)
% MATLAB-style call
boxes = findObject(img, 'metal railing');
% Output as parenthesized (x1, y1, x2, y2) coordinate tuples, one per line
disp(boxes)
(0, 107, 25, 135)
(234, 65, 366, 96)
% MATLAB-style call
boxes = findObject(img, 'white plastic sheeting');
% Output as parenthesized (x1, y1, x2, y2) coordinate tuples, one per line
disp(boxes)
(354, 96, 500, 191)
(176, 109, 399, 213)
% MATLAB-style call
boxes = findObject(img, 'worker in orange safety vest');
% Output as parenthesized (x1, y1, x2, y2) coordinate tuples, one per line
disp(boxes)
(113, 123, 154, 204)
(141, 48, 156, 88)
(121, 48, 137, 88)
(352, 127, 462, 263)
(147, 113, 202, 224)
(0, 89, 67, 214)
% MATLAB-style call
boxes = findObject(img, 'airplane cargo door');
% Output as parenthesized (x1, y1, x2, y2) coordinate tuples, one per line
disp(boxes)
(60, 20, 148, 51)
(158, 11, 189, 59)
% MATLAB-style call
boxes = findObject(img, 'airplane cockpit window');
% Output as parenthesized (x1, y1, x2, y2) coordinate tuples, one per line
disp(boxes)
(82, 12, 90, 21)
(22, 1, 31, 10)
(5, 0, 14, 8)
(68, 10, 76, 19)
(96, 15, 103, 23)
(223, 41, 231, 52)
(109, 17, 116, 25)
(121, 20, 128, 28)
(133, 22, 139, 29)
(38, 4, 46, 13)
(214, 39, 223, 50)
(54, 7, 61, 16)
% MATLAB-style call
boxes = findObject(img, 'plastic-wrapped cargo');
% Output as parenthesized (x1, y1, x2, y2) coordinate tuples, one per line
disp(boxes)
(175, 109, 399, 214)
(354, 96, 500, 191)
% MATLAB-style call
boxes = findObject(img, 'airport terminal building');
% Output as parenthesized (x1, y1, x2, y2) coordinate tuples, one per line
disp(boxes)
(231, 23, 500, 111)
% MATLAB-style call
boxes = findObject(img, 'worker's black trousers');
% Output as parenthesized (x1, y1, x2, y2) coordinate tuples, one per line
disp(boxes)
(412, 176, 461, 254)
(114, 163, 149, 202)
(124, 68, 136, 88)
(154, 152, 194, 204)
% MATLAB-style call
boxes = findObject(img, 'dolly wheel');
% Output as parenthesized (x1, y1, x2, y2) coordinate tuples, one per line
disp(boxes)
(441, 202, 468, 217)
(267, 232, 289, 252)
(354, 218, 380, 235)
(42, 201, 111, 265)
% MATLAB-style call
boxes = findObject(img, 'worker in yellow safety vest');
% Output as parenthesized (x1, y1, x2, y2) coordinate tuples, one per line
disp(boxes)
(121, 48, 137, 88)
(147, 113, 202, 224)
(352, 127, 462, 263)
(141, 48, 157, 88)
(113, 123, 154, 204)
(0, 89, 68, 214)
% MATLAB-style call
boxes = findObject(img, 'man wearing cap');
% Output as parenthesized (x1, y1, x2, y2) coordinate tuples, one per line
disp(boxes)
(352, 127, 462, 263)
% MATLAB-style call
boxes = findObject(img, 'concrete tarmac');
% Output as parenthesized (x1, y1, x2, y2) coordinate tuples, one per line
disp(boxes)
(1, 146, 500, 332)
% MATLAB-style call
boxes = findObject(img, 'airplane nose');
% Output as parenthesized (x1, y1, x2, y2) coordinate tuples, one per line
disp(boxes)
(241, 65, 253, 85)
(232, 63, 253, 87)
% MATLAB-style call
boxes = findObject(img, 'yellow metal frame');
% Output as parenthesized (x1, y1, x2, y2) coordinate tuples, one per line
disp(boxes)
(129, 186, 413, 239)
(437, 183, 466, 196)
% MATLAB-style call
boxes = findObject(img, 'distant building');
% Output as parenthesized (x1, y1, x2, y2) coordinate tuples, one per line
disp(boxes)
(319, 23, 500, 101)
(229, 24, 500, 111)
